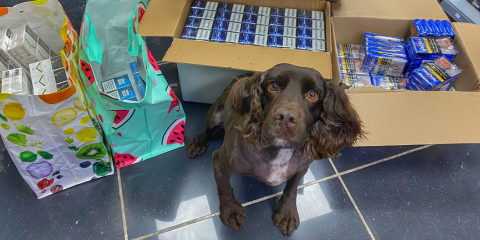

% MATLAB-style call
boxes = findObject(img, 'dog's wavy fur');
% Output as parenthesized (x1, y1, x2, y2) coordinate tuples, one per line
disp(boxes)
(229, 73, 365, 160)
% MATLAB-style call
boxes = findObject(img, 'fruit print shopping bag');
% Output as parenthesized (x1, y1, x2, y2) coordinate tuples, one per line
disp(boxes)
(77, 0, 185, 168)
(0, 0, 113, 199)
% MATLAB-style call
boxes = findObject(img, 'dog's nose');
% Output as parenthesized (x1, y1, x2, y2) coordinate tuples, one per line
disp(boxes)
(275, 109, 298, 128)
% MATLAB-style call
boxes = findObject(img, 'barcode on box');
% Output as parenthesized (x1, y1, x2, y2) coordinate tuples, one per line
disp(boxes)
(228, 22, 242, 32)
(283, 38, 296, 49)
(226, 32, 240, 43)
(102, 79, 117, 92)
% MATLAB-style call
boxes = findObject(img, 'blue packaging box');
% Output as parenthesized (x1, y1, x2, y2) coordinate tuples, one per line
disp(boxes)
(267, 36, 283, 48)
(185, 17, 214, 29)
(365, 46, 407, 58)
(271, 7, 285, 17)
(211, 30, 240, 43)
(339, 58, 368, 75)
(297, 18, 324, 29)
(181, 27, 211, 41)
(216, 11, 232, 21)
(245, 5, 259, 14)
(267, 36, 295, 48)
(240, 23, 268, 35)
(362, 52, 408, 77)
(129, 61, 138, 73)
(270, 16, 297, 27)
(297, 38, 326, 52)
(114, 74, 132, 90)
(364, 38, 405, 48)
(191, 1, 218, 10)
(241, 23, 256, 34)
(191, 0, 207, 9)
(341, 74, 373, 87)
(435, 20, 448, 36)
(298, 9, 324, 20)
(137, 83, 146, 97)
(407, 57, 462, 91)
(211, 30, 227, 42)
(364, 32, 404, 43)
(442, 20, 456, 38)
(406, 37, 457, 61)
(268, 26, 296, 37)
(370, 74, 408, 90)
(411, 19, 427, 37)
(337, 44, 364, 59)
(218, 2, 233, 12)
(297, 28, 325, 40)
(239, 33, 255, 45)
(427, 19, 441, 37)
(243, 13, 258, 24)
(188, 9, 216, 20)
(118, 86, 136, 101)
(213, 20, 229, 31)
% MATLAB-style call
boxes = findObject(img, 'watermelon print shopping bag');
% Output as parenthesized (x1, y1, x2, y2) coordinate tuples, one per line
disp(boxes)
(77, 0, 185, 168)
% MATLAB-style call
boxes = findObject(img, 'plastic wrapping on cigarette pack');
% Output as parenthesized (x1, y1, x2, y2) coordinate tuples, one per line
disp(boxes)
(341, 74, 372, 87)
(363, 32, 404, 44)
(362, 52, 408, 77)
(337, 44, 364, 59)
(371, 74, 408, 90)
(405, 57, 461, 91)
(181, 1, 326, 52)
(406, 37, 457, 61)
(410, 19, 456, 38)
(339, 58, 368, 75)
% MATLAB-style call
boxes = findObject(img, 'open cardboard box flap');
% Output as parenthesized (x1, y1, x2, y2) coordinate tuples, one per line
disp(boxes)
(452, 22, 480, 91)
(138, 0, 333, 78)
(332, 0, 449, 20)
(350, 91, 480, 147)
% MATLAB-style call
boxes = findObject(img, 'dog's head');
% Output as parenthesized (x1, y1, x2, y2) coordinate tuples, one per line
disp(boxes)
(229, 63, 365, 160)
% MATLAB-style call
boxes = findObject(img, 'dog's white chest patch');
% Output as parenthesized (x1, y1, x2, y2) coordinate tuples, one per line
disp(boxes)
(265, 149, 293, 186)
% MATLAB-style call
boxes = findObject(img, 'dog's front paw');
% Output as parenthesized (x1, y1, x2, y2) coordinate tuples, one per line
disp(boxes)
(186, 135, 209, 158)
(272, 200, 300, 236)
(219, 201, 246, 231)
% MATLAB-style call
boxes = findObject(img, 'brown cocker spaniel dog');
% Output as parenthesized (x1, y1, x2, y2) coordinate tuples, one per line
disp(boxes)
(187, 63, 364, 236)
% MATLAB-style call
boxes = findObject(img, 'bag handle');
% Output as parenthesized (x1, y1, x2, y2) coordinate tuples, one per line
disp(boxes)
(82, 11, 103, 64)
(128, 5, 142, 57)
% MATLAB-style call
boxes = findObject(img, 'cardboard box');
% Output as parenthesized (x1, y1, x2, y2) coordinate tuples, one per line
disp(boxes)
(330, 0, 480, 146)
(138, 0, 333, 104)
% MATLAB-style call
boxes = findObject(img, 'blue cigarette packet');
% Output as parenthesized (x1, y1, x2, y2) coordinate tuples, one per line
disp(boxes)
(297, 18, 324, 29)
(364, 32, 404, 43)
(298, 9, 324, 20)
(362, 52, 408, 77)
(268, 26, 296, 37)
(297, 28, 325, 40)
(185, 17, 214, 29)
(181, 27, 211, 41)
(297, 38, 326, 52)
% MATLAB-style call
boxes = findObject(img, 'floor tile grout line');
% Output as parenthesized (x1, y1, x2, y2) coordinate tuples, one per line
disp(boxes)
(329, 159, 376, 240)
(336, 145, 433, 176)
(117, 168, 128, 240)
(133, 144, 432, 239)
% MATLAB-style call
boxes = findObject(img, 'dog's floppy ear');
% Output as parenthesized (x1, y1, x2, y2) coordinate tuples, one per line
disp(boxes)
(303, 80, 365, 160)
(229, 72, 266, 148)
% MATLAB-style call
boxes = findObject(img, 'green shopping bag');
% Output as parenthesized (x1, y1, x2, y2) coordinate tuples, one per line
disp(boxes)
(77, 0, 185, 168)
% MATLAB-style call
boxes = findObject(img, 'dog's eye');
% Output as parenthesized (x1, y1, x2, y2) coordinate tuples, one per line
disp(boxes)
(268, 82, 279, 92)
(307, 90, 319, 101)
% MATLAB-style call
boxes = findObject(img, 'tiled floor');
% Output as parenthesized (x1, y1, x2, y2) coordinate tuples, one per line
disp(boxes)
(2, 1, 480, 240)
